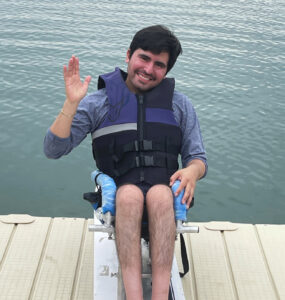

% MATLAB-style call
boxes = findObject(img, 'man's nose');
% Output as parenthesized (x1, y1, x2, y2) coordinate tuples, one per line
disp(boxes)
(144, 62, 154, 74)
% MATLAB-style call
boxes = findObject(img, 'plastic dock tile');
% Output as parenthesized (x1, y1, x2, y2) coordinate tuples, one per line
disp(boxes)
(0, 216, 51, 299)
(31, 217, 85, 300)
(72, 219, 94, 300)
(1, 216, 285, 300)
(224, 224, 277, 300)
(187, 223, 237, 300)
(256, 224, 285, 299)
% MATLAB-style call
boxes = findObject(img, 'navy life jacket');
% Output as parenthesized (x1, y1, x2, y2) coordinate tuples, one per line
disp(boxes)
(92, 68, 182, 187)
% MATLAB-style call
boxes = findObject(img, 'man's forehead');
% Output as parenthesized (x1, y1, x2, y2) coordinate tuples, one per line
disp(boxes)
(136, 49, 169, 60)
(137, 48, 168, 55)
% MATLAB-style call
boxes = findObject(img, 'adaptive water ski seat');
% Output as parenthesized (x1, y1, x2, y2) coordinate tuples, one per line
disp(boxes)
(84, 170, 199, 300)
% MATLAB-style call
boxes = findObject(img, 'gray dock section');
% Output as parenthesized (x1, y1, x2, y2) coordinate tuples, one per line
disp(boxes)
(0, 215, 284, 300)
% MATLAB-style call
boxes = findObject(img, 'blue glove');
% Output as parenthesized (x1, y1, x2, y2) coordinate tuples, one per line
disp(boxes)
(91, 170, 116, 215)
(171, 180, 187, 221)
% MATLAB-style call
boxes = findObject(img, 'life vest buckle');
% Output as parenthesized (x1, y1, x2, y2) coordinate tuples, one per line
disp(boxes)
(142, 140, 153, 150)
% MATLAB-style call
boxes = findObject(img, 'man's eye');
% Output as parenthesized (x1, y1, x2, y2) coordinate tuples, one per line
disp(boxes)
(156, 63, 165, 69)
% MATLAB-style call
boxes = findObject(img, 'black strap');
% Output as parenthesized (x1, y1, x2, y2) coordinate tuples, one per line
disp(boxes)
(93, 139, 180, 159)
(179, 233, 189, 278)
(113, 153, 178, 177)
(94, 172, 103, 187)
(83, 191, 102, 209)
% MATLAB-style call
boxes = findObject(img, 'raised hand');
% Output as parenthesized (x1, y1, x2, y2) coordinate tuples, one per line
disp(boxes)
(63, 55, 91, 104)
(49, 56, 92, 138)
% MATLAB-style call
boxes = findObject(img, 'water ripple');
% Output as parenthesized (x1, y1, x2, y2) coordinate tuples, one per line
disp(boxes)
(0, 0, 284, 222)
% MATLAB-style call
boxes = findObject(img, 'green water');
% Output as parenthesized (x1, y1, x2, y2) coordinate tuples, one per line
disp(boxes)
(0, 0, 284, 223)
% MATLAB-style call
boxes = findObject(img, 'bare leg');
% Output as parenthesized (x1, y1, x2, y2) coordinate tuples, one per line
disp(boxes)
(115, 184, 144, 300)
(146, 184, 176, 300)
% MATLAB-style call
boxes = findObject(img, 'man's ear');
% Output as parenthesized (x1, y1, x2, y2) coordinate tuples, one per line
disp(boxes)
(125, 49, 131, 63)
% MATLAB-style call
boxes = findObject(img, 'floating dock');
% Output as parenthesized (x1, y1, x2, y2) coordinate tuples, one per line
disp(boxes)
(0, 214, 284, 300)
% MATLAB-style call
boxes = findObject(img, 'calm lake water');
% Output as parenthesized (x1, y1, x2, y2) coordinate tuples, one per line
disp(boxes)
(0, 0, 284, 224)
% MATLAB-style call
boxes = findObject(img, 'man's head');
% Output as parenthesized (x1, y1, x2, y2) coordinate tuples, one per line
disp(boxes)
(125, 25, 182, 94)
(128, 25, 182, 74)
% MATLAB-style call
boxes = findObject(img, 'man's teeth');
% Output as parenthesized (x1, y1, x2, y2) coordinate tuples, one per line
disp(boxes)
(138, 73, 151, 80)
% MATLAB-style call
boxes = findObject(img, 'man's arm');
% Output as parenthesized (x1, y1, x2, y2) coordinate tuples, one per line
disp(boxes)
(171, 92, 208, 208)
(50, 55, 91, 138)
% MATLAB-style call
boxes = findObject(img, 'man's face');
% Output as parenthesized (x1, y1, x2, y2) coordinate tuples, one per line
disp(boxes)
(125, 48, 169, 94)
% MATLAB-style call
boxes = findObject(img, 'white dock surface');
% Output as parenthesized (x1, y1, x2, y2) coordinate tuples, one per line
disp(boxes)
(0, 214, 284, 300)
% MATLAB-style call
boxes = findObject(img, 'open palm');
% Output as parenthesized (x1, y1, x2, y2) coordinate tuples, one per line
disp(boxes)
(63, 56, 91, 104)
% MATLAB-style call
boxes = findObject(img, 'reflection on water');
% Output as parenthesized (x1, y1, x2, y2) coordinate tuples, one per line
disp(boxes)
(0, 0, 284, 223)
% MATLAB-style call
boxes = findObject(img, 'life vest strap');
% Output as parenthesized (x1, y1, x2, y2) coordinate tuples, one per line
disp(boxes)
(113, 153, 178, 177)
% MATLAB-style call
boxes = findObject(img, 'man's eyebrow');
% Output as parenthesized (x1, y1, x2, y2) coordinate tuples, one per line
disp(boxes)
(138, 53, 150, 60)
(155, 61, 167, 68)
(138, 54, 167, 68)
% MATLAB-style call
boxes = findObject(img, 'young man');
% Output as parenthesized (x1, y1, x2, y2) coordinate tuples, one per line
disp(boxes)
(44, 25, 207, 300)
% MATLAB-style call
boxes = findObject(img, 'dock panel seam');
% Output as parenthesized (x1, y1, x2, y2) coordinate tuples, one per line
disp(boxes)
(253, 225, 280, 300)
(221, 230, 239, 300)
(71, 218, 89, 300)
(0, 224, 17, 273)
(28, 217, 54, 300)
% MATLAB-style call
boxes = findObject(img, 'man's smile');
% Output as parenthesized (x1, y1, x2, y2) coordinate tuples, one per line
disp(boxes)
(137, 71, 154, 82)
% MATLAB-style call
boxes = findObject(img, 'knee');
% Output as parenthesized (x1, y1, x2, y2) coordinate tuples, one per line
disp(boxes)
(116, 184, 144, 208)
(146, 184, 173, 211)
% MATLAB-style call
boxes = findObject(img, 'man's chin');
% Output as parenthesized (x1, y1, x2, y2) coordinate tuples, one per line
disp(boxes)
(135, 81, 156, 93)
(136, 86, 154, 94)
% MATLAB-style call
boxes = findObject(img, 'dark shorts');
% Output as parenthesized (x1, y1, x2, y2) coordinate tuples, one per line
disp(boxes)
(117, 181, 171, 199)
(117, 182, 171, 241)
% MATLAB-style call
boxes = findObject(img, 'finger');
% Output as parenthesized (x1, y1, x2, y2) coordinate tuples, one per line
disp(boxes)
(68, 57, 74, 75)
(181, 183, 191, 204)
(185, 187, 195, 209)
(63, 65, 67, 78)
(83, 75, 92, 92)
(186, 196, 193, 209)
(75, 57, 79, 75)
(72, 55, 76, 75)
(175, 179, 186, 197)
(85, 75, 92, 84)
(169, 171, 180, 186)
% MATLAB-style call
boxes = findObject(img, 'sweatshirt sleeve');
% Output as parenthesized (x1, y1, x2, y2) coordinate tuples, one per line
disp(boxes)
(43, 128, 73, 159)
(173, 91, 208, 178)
(43, 90, 108, 159)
